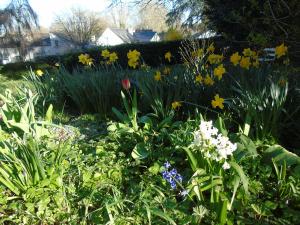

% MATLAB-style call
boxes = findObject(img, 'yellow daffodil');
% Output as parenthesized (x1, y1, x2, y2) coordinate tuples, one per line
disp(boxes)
(207, 43, 215, 53)
(172, 101, 182, 110)
(78, 53, 88, 64)
(208, 54, 223, 64)
(128, 59, 138, 69)
(109, 52, 118, 63)
(195, 74, 203, 84)
(127, 49, 140, 69)
(163, 67, 171, 75)
(230, 52, 241, 66)
(192, 48, 204, 58)
(204, 75, 214, 86)
(101, 49, 110, 58)
(86, 57, 94, 66)
(243, 48, 253, 57)
(240, 57, 251, 69)
(127, 49, 141, 60)
(214, 64, 226, 80)
(78, 53, 93, 66)
(275, 43, 288, 58)
(165, 51, 172, 62)
(154, 71, 161, 81)
(211, 94, 224, 109)
(36, 69, 44, 76)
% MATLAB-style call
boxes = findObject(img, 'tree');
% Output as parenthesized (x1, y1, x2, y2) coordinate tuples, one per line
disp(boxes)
(52, 8, 106, 48)
(0, 0, 38, 36)
(202, 0, 300, 44)
(0, 0, 38, 60)
(112, 0, 299, 44)
(108, 3, 131, 28)
(136, 2, 168, 32)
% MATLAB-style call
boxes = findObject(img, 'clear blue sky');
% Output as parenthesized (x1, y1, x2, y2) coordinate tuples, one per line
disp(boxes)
(0, 0, 111, 28)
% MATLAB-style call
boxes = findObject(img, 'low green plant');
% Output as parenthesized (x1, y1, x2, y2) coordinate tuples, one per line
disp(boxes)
(0, 88, 54, 138)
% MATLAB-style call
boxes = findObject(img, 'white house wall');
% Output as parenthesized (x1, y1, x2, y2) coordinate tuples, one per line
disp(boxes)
(97, 28, 125, 46)
(150, 33, 160, 42)
(0, 47, 21, 64)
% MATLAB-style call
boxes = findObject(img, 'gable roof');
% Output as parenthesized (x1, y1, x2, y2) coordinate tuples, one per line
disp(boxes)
(110, 28, 134, 43)
(133, 30, 157, 42)
(30, 34, 51, 47)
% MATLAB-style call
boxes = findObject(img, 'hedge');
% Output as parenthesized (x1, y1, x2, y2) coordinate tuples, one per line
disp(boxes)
(1, 37, 299, 78)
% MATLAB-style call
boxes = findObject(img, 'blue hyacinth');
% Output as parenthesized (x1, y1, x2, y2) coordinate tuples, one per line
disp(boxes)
(162, 161, 183, 190)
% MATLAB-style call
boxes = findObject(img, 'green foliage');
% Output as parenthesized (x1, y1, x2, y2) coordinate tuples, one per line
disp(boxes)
(225, 64, 289, 141)
(1, 41, 300, 224)
(0, 62, 56, 80)
(203, 0, 300, 44)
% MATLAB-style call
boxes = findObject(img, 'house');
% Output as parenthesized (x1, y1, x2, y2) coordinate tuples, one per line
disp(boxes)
(133, 30, 160, 43)
(96, 28, 135, 46)
(96, 28, 160, 46)
(0, 45, 21, 64)
(0, 33, 76, 64)
(25, 33, 77, 61)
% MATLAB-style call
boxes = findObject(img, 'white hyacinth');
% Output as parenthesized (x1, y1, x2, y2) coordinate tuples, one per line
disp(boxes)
(192, 120, 237, 169)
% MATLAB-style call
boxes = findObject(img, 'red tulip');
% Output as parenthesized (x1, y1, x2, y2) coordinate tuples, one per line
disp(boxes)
(121, 78, 131, 90)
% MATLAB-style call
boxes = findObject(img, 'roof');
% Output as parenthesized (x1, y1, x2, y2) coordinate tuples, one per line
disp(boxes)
(30, 33, 51, 47)
(133, 30, 157, 42)
(110, 28, 134, 43)
(192, 31, 217, 39)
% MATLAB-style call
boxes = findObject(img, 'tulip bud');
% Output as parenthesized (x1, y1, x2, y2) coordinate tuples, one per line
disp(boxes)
(121, 78, 131, 90)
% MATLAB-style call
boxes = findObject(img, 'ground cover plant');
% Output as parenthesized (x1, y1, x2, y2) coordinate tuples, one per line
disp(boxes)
(0, 40, 299, 224)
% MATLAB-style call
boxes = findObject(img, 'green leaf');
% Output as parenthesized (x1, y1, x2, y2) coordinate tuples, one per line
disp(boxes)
(112, 107, 129, 123)
(121, 91, 132, 117)
(149, 163, 160, 175)
(183, 147, 198, 171)
(263, 145, 300, 166)
(150, 208, 177, 225)
(218, 199, 228, 225)
(45, 104, 53, 122)
(234, 134, 257, 161)
(229, 161, 249, 195)
(243, 113, 251, 136)
(131, 143, 149, 160)
(215, 116, 228, 136)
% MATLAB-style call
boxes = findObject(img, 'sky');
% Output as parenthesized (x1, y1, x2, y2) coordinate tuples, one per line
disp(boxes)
(0, 0, 112, 28)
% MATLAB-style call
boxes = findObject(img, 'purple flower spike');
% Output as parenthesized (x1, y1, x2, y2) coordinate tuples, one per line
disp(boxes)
(180, 189, 188, 197)
(164, 161, 171, 169)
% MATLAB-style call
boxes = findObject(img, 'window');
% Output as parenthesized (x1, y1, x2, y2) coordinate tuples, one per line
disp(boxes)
(55, 40, 59, 47)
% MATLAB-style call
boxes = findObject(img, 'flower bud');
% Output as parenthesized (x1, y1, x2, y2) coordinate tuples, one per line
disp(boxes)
(121, 78, 131, 90)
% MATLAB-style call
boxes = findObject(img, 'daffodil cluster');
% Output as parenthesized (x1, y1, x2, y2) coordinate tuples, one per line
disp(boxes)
(230, 48, 259, 69)
(192, 120, 237, 170)
(208, 54, 223, 64)
(78, 53, 93, 66)
(101, 49, 118, 64)
(127, 49, 141, 69)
